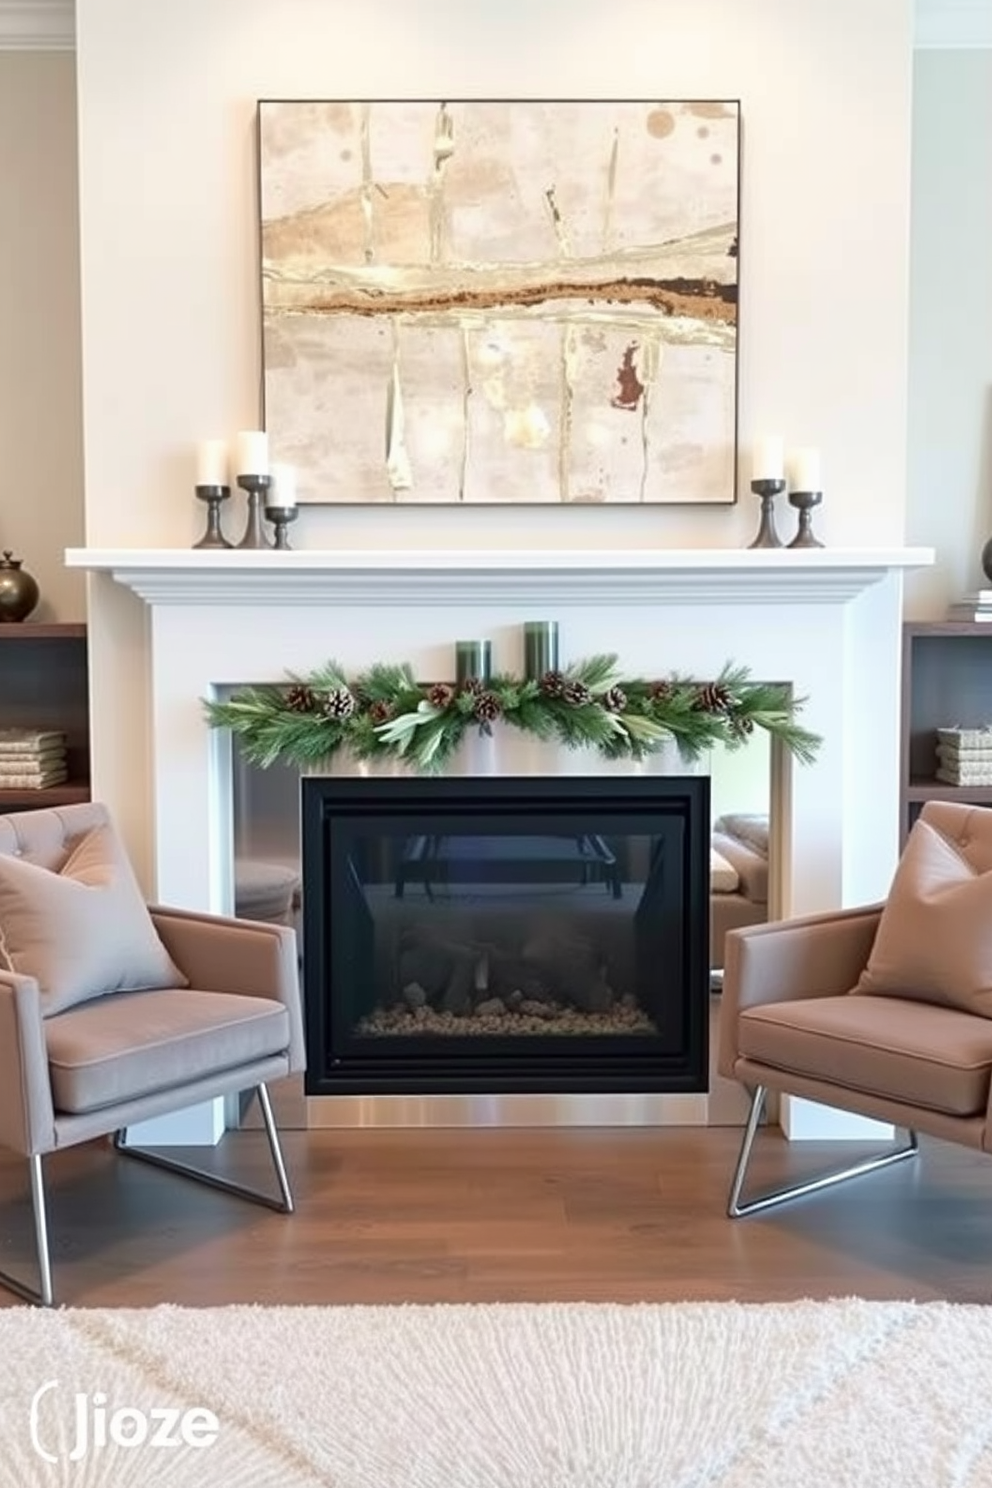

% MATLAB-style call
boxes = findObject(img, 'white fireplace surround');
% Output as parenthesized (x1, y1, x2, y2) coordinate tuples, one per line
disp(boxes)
(67, 545, 931, 1138)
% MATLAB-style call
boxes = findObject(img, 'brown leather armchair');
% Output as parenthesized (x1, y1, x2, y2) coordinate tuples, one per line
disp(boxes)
(0, 803, 306, 1305)
(718, 800, 992, 1218)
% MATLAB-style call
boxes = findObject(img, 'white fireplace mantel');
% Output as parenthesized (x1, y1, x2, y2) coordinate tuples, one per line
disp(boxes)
(67, 538, 934, 921)
(66, 545, 932, 607)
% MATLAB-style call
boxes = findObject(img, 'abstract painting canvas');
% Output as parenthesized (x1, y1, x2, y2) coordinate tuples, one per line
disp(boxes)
(257, 100, 739, 505)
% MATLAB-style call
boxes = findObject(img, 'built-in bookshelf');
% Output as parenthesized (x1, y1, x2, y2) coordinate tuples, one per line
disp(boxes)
(901, 620, 992, 841)
(0, 624, 90, 812)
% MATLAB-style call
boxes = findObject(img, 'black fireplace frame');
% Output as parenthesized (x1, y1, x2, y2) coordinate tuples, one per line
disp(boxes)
(301, 773, 710, 1097)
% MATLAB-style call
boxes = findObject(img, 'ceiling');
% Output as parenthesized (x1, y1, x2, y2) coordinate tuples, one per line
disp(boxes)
(0, 0, 989, 54)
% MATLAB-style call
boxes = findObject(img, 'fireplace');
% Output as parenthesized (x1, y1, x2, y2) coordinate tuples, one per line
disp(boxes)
(302, 774, 710, 1095)
(65, 544, 931, 1135)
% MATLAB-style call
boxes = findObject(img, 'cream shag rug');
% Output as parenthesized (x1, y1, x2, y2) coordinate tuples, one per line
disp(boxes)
(2, 1299, 991, 1486)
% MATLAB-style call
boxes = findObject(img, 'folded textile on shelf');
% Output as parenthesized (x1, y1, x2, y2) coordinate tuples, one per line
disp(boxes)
(935, 766, 992, 787)
(0, 729, 66, 755)
(0, 769, 69, 790)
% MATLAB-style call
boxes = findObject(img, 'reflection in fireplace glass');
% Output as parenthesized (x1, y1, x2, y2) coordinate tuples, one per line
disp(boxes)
(347, 828, 677, 1038)
(303, 777, 709, 1096)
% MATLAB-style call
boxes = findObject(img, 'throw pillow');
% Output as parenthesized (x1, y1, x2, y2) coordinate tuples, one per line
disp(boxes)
(712, 813, 769, 859)
(854, 803, 992, 1017)
(0, 823, 187, 1016)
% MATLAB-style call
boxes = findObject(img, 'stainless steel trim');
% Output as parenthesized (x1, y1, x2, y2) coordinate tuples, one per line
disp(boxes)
(306, 1092, 709, 1129)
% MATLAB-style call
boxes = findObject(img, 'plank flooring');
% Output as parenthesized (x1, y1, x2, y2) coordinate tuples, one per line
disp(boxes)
(0, 1127, 988, 1308)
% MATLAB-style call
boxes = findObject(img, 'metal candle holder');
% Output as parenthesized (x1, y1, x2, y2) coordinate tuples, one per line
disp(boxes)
(747, 478, 785, 549)
(787, 490, 824, 549)
(523, 620, 560, 680)
(455, 640, 492, 687)
(265, 504, 298, 550)
(235, 473, 272, 549)
(192, 485, 232, 549)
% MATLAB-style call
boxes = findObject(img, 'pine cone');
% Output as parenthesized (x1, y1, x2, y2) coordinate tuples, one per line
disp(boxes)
(428, 683, 455, 709)
(284, 684, 316, 714)
(650, 681, 675, 702)
(729, 713, 755, 739)
(563, 680, 592, 706)
(694, 682, 732, 713)
(602, 685, 628, 714)
(539, 669, 565, 698)
(322, 686, 356, 719)
(368, 700, 393, 725)
(473, 690, 502, 724)
(459, 677, 484, 696)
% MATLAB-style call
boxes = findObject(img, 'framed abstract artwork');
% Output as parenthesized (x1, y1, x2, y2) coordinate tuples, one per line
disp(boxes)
(257, 99, 740, 505)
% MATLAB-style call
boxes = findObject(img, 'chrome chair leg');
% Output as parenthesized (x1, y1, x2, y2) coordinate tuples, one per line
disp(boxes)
(114, 1083, 294, 1214)
(0, 1154, 55, 1307)
(727, 1084, 919, 1218)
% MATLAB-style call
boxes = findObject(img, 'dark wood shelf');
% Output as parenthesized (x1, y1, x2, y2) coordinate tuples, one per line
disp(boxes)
(0, 622, 87, 640)
(906, 780, 992, 804)
(0, 782, 91, 810)
(904, 619, 992, 638)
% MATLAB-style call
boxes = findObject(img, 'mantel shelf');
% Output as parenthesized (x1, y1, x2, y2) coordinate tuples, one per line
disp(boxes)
(65, 546, 934, 609)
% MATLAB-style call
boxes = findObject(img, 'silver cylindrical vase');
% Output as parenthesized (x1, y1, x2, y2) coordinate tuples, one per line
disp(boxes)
(523, 620, 560, 680)
(455, 640, 492, 686)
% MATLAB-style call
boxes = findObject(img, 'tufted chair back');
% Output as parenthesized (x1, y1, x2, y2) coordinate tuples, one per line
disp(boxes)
(0, 802, 112, 869)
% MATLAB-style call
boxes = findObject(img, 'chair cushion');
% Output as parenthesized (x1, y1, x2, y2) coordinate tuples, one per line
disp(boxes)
(854, 802, 992, 1018)
(713, 814, 769, 859)
(0, 823, 187, 1016)
(45, 987, 290, 1114)
(234, 859, 300, 922)
(709, 847, 739, 895)
(738, 994, 992, 1117)
(712, 830, 769, 904)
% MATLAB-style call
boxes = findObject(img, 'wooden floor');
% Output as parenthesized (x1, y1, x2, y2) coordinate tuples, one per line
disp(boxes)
(0, 1126, 989, 1308)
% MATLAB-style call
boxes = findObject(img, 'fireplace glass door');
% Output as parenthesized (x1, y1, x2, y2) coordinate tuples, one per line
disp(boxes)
(302, 775, 709, 1096)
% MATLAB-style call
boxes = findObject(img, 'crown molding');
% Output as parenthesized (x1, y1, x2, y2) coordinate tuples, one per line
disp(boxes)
(0, 0, 74, 50)
(915, 0, 992, 47)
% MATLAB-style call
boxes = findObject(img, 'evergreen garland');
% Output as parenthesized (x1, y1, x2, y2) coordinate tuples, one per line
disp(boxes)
(203, 655, 821, 774)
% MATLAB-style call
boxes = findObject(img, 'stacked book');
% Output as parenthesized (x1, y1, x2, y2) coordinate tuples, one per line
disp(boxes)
(947, 592, 992, 623)
(935, 727, 992, 787)
(0, 729, 69, 791)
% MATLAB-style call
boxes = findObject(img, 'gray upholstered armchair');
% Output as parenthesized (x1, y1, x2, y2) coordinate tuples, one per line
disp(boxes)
(719, 800, 992, 1220)
(0, 803, 306, 1305)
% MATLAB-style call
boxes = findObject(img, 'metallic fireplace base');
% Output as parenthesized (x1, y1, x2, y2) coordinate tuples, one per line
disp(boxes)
(305, 1091, 709, 1128)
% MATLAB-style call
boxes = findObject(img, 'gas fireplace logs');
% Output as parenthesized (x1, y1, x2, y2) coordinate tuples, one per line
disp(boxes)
(355, 919, 660, 1037)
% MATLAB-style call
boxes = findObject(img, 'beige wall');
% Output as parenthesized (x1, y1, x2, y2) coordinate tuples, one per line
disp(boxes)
(76, 0, 914, 553)
(73, 0, 914, 885)
(0, 52, 84, 620)
(905, 48, 992, 619)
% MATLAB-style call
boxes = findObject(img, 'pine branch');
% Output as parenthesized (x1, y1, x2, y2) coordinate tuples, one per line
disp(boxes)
(502, 699, 557, 739)
(301, 660, 350, 693)
(353, 663, 418, 705)
(202, 654, 822, 771)
(567, 654, 619, 690)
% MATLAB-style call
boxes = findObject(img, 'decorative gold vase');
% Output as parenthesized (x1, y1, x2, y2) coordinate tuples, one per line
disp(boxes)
(0, 550, 40, 623)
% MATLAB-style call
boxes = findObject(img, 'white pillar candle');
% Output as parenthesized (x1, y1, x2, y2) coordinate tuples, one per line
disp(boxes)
(788, 446, 822, 492)
(195, 438, 229, 487)
(234, 430, 269, 476)
(752, 435, 784, 482)
(269, 462, 298, 508)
